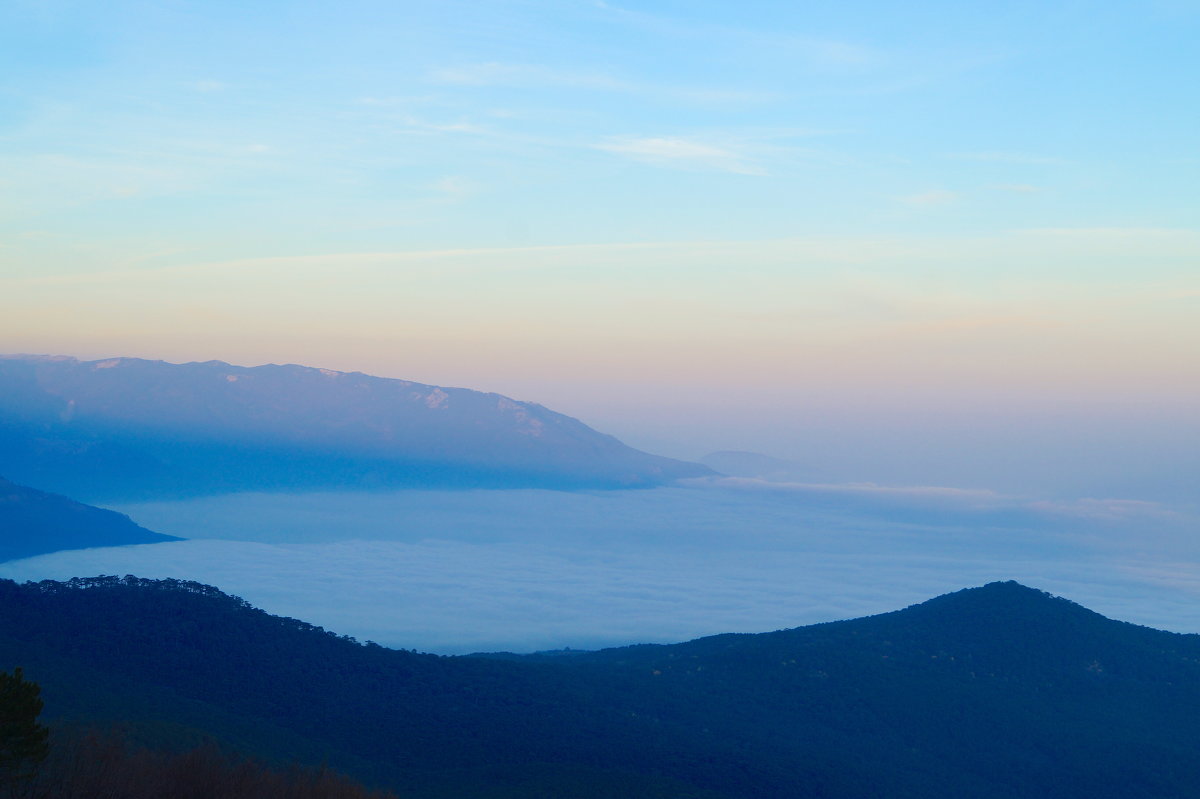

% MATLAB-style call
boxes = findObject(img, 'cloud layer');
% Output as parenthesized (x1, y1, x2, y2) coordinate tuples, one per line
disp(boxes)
(1, 483, 1195, 654)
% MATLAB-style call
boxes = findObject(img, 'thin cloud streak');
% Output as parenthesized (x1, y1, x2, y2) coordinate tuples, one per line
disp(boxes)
(685, 476, 1185, 524)
(992, 183, 1043, 193)
(429, 62, 628, 90)
(428, 61, 776, 105)
(597, 136, 767, 174)
(19, 227, 1198, 286)
(899, 189, 958, 207)
(948, 151, 1069, 165)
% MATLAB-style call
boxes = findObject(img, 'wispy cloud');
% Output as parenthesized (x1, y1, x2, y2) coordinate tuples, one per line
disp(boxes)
(899, 189, 958, 207)
(15, 229, 1200, 288)
(429, 62, 626, 91)
(992, 183, 1043, 193)
(428, 61, 774, 105)
(948, 151, 1067, 165)
(597, 136, 766, 174)
(353, 95, 438, 107)
(797, 38, 881, 71)
(396, 115, 493, 136)
(687, 476, 1005, 509)
(430, 175, 477, 200)
(685, 476, 1186, 530)
(589, 1, 883, 74)
(1028, 497, 1181, 523)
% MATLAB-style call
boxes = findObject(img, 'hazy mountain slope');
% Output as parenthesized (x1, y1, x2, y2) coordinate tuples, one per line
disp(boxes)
(0, 477, 179, 562)
(0, 355, 711, 501)
(2, 577, 1199, 798)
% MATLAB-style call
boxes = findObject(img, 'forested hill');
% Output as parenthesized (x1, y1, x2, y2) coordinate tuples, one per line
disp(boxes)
(0, 355, 711, 501)
(0, 478, 179, 562)
(2, 577, 1199, 798)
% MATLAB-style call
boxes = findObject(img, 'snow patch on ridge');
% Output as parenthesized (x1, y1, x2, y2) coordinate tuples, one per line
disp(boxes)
(517, 418, 545, 437)
(497, 397, 544, 436)
(425, 388, 449, 409)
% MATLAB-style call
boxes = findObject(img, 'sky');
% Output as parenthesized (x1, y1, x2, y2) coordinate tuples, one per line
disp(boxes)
(2, 0, 1198, 499)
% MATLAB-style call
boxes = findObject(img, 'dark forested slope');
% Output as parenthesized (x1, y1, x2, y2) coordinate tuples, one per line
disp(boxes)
(0, 477, 179, 562)
(1, 577, 1198, 798)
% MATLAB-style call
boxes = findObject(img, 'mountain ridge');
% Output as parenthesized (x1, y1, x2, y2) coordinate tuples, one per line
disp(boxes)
(0, 354, 712, 501)
(2, 576, 1198, 798)
(0, 477, 180, 562)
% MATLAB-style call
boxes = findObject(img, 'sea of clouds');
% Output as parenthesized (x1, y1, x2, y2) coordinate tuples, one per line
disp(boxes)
(1, 478, 1196, 654)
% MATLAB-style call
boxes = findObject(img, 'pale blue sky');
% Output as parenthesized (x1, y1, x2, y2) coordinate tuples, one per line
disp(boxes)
(2, 0, 1197, 499)
(3, 0, 1197, 264)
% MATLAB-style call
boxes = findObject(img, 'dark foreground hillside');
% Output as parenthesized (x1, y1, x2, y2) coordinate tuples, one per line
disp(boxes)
(28, 729, 399, 799)
(1, 577, 1198, 798)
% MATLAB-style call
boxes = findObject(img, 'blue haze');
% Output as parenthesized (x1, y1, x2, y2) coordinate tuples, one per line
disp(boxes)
(1, 480, 1195, 654)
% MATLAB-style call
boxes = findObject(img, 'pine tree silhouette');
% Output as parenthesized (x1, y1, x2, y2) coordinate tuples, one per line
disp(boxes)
(0, 669, 49, 792)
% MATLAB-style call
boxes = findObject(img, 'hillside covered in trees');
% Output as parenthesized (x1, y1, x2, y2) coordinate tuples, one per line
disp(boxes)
(1, 577, 1199, 798)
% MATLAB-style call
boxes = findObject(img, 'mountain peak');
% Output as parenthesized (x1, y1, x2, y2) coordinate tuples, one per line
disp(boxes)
(907, 580, 1094, 620)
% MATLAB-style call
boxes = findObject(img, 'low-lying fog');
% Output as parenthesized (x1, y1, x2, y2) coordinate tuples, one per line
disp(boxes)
(2, 478, 1196, 654)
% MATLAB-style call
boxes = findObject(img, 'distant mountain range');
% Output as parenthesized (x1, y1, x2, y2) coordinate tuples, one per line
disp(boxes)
(0, 355, 711, 501)
(0, 476, 179, 562)
(3, 577, 1198, 798)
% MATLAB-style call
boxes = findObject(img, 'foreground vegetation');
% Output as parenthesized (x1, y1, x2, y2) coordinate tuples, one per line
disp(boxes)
(2, 577, 1199, 798)
(13, 729, 397, 799)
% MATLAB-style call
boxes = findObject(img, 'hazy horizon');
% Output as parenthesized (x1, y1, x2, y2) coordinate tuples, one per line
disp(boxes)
(3, 1, 1198, 507)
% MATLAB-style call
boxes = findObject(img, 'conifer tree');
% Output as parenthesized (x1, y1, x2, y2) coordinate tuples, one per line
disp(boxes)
(0, 669, 49, 791)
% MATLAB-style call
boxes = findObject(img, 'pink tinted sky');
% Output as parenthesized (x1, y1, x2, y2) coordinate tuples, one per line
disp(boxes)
(3, 232, 1196, 502)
